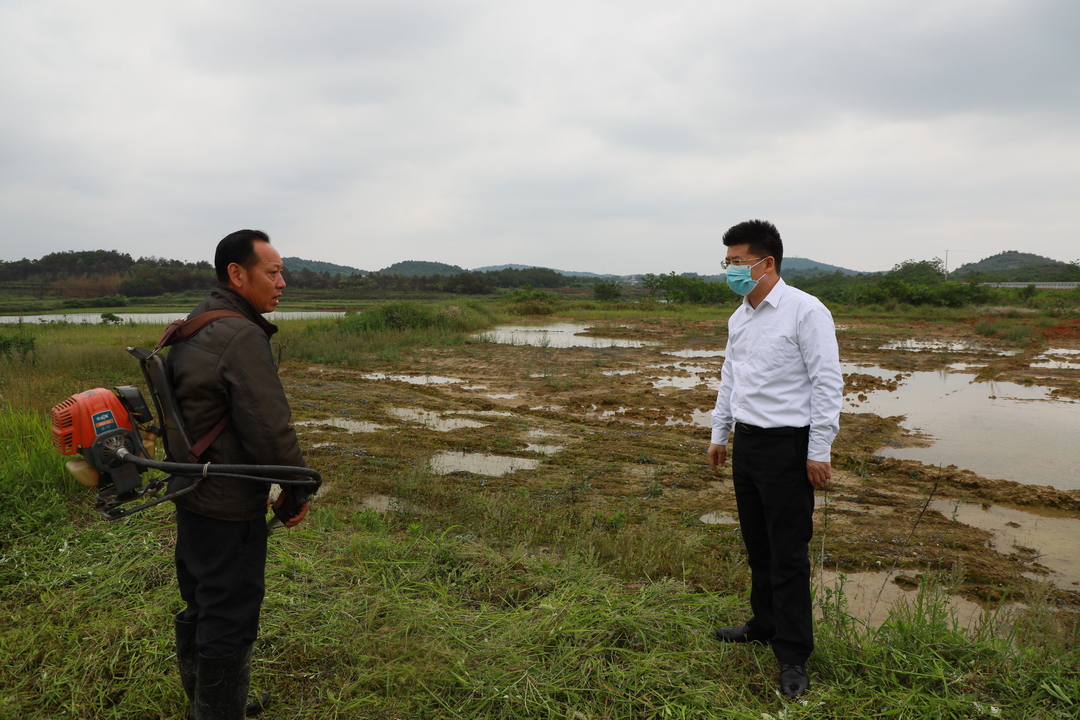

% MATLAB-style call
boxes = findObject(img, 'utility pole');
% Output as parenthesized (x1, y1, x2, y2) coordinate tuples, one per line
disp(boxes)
(945, 250, 949, 280)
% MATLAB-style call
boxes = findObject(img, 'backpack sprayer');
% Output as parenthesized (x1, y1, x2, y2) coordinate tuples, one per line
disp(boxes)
(49, 312, 320, 522)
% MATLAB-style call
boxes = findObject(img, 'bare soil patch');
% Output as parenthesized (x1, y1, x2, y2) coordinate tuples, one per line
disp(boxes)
(282, 312, 1080, 611)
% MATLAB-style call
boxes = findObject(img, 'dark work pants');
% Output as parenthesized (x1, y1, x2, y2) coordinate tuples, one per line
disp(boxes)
(731, 424, 815, 665)
(175, 506, 268, 658)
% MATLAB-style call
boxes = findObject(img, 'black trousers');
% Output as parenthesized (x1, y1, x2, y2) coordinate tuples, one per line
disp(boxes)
(731, 424, 815, 665)
(175, 506, 268, 658)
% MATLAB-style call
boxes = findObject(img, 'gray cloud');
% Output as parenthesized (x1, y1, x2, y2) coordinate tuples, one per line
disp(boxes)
(0, 0, 1077, 275)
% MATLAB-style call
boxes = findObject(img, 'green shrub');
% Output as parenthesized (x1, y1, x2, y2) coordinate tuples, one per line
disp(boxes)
(0, 330, 36, 361)
(593, 281, 623, 302)
(499, 286, 561, 315)
(59, 295, 129, 309)
(338, 299, 493, 333)
(640, 272, 733, 304)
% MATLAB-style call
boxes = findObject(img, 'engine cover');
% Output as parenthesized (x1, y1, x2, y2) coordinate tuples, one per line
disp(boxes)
(50, 388, 136, 456)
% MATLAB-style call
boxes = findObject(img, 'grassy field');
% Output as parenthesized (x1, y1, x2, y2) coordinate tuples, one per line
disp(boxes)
(2, 298, 1079, 719)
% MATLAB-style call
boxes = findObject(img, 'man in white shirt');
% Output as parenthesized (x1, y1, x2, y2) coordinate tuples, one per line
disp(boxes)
(707, 220, 843, 699)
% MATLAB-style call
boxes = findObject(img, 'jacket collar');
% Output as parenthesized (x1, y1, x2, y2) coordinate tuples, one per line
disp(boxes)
(211, 284, 279, 337)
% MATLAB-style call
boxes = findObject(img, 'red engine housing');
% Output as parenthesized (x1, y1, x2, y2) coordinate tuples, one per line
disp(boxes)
(50, 388, 135, 456)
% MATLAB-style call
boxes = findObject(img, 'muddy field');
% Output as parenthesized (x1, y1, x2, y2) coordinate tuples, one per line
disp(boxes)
(281, 312, 1080, 615)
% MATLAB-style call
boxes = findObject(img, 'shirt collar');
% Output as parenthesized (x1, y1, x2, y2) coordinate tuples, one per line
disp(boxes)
(741, 277, 788, 312)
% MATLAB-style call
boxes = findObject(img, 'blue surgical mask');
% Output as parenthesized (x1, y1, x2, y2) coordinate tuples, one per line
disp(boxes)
(725, 258, 767, 296)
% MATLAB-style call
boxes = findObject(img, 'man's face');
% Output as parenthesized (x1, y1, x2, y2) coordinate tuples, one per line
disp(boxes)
(230, 241, 286, 313)
(724, 243, 771, 281)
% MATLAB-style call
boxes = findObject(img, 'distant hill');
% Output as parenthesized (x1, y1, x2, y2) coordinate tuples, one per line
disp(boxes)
(473, 264, 542, 273)
(782, 257, 862, 277)
(953, 251, 1069, 276)
(377, 260, 465, 277)
(624, 258, 860, 282)
(472, 264, 621, 279)
(283, 257, 366, 276)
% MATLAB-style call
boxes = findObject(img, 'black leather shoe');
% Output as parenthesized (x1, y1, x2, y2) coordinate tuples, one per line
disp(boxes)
(779, 664, 810, 698)
(714, 624, 770, 645)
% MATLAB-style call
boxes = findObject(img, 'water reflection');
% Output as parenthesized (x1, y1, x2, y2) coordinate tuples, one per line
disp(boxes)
(525, 443, 564, 454)
(666, 409, 714, 427)
(1031, 348, 1080, 371)
(361, 372, 464, 385)
(815, 570, 991, 630)
(648, 362, 718, 390)
(663, 349, 725, 358)
(296, 418, 388, 433)
(0, 310, 344, 324)
(880, 339, 1020, 356)
(429, 452, 540, 476)
(843, 365, 1080, 490)
(388, 408, 488, 431)
(929, 500, 1080, 590)
(477, 324, 659, 348)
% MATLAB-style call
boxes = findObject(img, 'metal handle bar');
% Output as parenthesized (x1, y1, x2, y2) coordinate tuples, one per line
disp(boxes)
(114, 447, 322, 486)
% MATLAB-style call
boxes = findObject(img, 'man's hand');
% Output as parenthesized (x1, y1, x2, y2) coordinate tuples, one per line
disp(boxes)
(270, 491, 311, 528)
(708, 443, 728, 473)
(806, 459, 832, 489)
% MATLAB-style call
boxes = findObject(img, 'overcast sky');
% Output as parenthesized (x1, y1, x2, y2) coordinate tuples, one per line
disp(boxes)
(1, 0, 1077, 275)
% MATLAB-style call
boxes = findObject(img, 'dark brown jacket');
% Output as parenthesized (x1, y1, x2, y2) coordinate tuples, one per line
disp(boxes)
(167, 285, 305, 521)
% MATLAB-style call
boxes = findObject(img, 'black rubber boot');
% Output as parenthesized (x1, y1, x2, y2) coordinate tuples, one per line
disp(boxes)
(246, 692, 271, 717)
(174, 616, 198, 720)
(195, 646, 253, 720)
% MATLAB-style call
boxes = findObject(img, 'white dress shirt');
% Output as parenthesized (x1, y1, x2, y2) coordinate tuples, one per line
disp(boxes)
(711, 278, 843, 462)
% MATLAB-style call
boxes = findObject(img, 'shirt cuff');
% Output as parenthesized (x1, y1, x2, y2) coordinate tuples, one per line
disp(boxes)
(711, 425, 731, 445)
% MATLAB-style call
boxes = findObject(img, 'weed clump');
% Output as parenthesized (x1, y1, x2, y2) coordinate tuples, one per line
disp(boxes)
(499, 287, 561, 315)
(0, 328, 36, 362)
(339, 299, 493, 333)
(973, 318, 1038, 344)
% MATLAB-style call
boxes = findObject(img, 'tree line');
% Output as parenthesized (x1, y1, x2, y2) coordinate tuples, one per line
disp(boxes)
(4, 249, 1076, 307)
(0, 250, 215, 298)
(639, 258, 1080, 308)
(283, 264, 599, 294)
(0, 250, 610, 299)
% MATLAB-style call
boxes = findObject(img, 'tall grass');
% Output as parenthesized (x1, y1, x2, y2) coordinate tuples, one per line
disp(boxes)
(1, 407, 81, 546)
(390, 468, 748, 593)
(283, 299, 498, 365)
(973, 319, 1039, 344)
(3, 505, 1078, 719)
(0, 323, 161, 413)
(2, 306, 1079, 719)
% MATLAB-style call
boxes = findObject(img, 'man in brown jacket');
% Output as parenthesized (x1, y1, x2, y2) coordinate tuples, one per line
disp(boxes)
(169, 229, 312, 719)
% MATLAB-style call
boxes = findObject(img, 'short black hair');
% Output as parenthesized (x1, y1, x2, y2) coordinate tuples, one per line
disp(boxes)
(214, 229, 270, 283)
(722, 220, 783, 275)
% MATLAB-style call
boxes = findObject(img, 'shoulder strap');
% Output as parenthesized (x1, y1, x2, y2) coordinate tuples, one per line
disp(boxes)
(187, 412, 231, 463)
(156, 310, 246, 351)
(153, 309, 245, 461)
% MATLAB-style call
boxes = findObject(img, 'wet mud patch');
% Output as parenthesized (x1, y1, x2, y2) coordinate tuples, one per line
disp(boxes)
(281, 312, 1080, 614)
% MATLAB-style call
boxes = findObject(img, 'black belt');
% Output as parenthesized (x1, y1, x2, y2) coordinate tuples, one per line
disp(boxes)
(734, 422, 807, 436)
